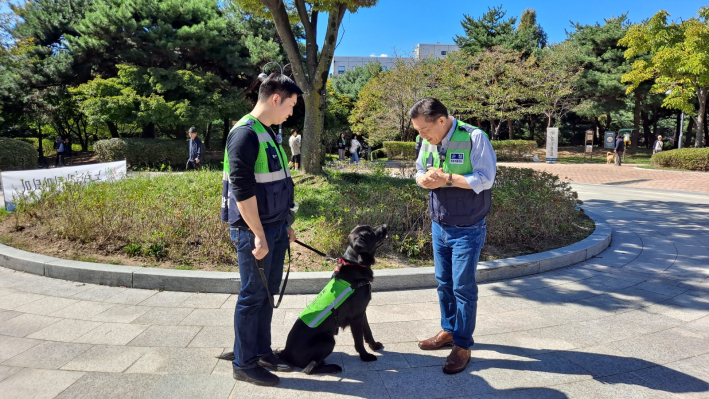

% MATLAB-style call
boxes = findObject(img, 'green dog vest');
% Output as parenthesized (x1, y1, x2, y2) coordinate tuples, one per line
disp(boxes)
(299, 279, 355, 328)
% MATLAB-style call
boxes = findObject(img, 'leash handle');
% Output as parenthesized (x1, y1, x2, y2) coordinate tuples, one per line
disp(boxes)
(254, 246, 290, 309)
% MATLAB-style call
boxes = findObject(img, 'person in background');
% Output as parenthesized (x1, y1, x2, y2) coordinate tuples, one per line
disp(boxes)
(615, 134, 625, 166)
(349, 134, 361, 164)
(653, 135, 664, 155)
(63, 138, 72, 165)
(53, 136, 63, 167)
(288, 129, 301, 170)
(186, 126, 203, 171)
(337, 133, 347, 161)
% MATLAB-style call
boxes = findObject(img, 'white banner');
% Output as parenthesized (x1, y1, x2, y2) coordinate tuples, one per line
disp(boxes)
(0, 160, 127, 210)
(546, 128, 559, 163)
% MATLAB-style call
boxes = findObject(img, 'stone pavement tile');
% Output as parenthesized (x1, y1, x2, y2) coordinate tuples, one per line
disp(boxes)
(131, 307, 194, 325)
(0, 365, 21, 382)
(369, 288, 439, 306)
(410, 301, 443, 320)
(104, 288, 156, 305)
(73, 322, 149, 345)
(0, 313, 60, 337)
(0, 368, 85, 399)
(365, 303, 426, 323)
(553, 372, 676, 399)
(90, 304, 151, 323)
(526, 302, 611, 325)
(377, 342, 448, 368)
(61, 345, 149, 372)
(0, 310, 21, 322)
(143, 374, 235, 399)
(188, 326, 234, 348)
(0, 291, 45, 310)
(681, 315, 709, 339)
(607, 328, 709, 365)
(19, 280, 94, 298)
(127, 325, 202, 347)
(48, 300, 115, 320)
(521, 285, 601, 304)
(54, 372, 162, 399)
(474, 310, 557, 336)
(475, 330, 577, 355)
(125, 347, 222, 374)
(370, 319, 439, 344)
(178, 293, 230, 309)
(601, 309, 682, 336)
(631, 364, 709, 397)
(465, 387, 573, 398)
(271, 308, 297, 327)
(380, 366, 467, 399)
(70, 285, 126, 302)
(581, 274, 646, 292)
(0, 335, 41, 362)
(339, 345, 409, 372)
(0, 287, 18, 297)
(645, 293, 709, 322)
(27, 319, 102, 342)
(452, 352, 592, 395)
(2, 341, 92, 369)
(664, 352, 709, 383)
(138, 291, 193, 307)
(480, 295, 540, 312)
(636, 281, 689, 297)
(219, 294, 238, 309)
(179, 309, 235, 327)
(12, 296, 78, 316)
(307, 370, 390, 399)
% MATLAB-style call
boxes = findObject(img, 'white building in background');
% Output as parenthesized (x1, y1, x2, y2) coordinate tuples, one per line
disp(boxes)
(330, 43, 459, 76)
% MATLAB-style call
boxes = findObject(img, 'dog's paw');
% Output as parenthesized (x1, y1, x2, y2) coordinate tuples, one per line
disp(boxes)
(368, 342, 384, 351)
(359, 352, 378, 362)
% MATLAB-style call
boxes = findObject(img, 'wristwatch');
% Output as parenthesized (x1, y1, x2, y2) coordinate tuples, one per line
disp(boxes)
(445, 173, 453, 187)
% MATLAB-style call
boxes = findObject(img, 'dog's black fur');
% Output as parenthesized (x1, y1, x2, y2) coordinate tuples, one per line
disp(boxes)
(218, 224, 388, 375)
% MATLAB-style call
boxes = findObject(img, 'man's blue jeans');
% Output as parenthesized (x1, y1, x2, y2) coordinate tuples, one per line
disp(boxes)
(350, 151, 359, 164)
(230, 223, 289, 370)
(432, 218, 487, 350)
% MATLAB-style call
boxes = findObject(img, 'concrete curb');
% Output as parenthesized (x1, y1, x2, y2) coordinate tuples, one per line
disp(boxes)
(0, 209, 611, 294)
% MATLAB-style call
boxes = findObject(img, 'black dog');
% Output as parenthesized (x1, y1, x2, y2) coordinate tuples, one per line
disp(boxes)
(218, 224, 388, 375)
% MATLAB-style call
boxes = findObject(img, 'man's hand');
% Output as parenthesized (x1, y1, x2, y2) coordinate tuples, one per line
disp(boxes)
(252, 234, 269, 260)
(286, 227, 296, 244)
(418, 167, 447, 189)
(195, 158, 200, 163)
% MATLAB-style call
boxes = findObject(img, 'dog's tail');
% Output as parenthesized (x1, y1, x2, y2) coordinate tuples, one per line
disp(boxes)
(217, 351, 235, 361)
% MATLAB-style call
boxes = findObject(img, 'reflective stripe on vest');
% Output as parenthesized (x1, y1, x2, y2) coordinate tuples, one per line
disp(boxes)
(299, 278, 354, 328)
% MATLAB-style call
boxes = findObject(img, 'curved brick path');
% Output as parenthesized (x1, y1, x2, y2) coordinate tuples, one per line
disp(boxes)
(1, 167, 709, 398)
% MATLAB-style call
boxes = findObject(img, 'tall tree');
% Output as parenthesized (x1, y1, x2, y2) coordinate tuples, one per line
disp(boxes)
(510, 8, 547, 57)
(619, 7, 709, 148)
(233, 0, 378, 173)
(455, 5, 517, 56)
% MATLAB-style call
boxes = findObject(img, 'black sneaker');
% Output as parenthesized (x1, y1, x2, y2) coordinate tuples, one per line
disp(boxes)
(258, 352, 293, 372)
(233, 366, 280, 386)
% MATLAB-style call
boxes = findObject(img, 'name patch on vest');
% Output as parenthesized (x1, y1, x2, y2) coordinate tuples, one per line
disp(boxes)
(449, 153, 465, 164)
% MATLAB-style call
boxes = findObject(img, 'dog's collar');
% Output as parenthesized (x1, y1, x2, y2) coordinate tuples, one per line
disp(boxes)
(334, 257, 366, 272)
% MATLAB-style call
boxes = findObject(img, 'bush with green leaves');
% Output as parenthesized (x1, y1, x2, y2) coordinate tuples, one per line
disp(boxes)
(652, 148, 709, 171)
(0, 138, 37, 171)
(491, 140, 538, 161)
(94, 138, 186, 169)
(383, 141, 417, 160)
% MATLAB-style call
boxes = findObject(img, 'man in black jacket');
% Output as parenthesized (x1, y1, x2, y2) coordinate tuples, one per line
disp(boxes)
(615, 135, 625, 166)
(186, 126, 203, 171)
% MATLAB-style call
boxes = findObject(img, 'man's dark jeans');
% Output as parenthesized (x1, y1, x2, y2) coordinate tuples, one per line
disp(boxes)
(186, 160, 201, 171)
(230, 223, 289, 370)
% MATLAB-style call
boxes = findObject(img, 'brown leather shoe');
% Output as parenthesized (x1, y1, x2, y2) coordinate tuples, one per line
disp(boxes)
(418, 330, 453, 350)
(443, 346, 471, 374)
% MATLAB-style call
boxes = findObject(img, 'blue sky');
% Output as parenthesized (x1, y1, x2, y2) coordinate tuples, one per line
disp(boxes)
(319, 0, 707, 57)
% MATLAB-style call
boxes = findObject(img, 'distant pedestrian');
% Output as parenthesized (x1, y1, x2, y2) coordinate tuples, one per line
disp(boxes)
(337, 133, 347, 160)
(653, 135, 664, 155)
(63, 138, 72, 165)
(349, 134, 361, 164)
(288, 129, 301, 170)
(615, 134, 624, 166)
(186, 126, 203, 171)
(53, 136, 63, 167)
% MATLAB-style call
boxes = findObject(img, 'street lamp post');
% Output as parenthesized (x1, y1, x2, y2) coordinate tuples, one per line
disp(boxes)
(666, 90, 685, 149)
(258, 62, 291, 140)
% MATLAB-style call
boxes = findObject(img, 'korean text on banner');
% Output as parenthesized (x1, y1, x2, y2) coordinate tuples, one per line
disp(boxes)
(0, 160, 127, 211)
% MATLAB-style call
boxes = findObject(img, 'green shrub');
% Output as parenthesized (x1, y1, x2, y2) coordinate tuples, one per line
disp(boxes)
(491, 140, 537, 161)
(94, 138, 186, 168)
(383, 141, 416, 160)
(17, 138, 55, 157)
(0, 138, 37, 170)
(652, 148, 709, 171)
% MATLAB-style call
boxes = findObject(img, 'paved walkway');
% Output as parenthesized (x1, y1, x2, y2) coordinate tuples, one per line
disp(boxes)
(1, 173, 709, 397)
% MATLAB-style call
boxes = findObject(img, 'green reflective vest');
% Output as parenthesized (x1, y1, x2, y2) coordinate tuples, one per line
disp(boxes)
(299, 278, 355, 328)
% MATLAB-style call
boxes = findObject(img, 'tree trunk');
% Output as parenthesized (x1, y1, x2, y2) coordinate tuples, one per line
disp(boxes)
(686, 116, 694, 148)
(528, 116, 535, 142)
(673, 111, 681, 149)
(204, 122, 212, 150)
(107, 122, 119, 138)
(507, 118, 513, 140)
(696, 87, 706, 148)
(632, 93, 641, 150)
(37, 125, 44, 157)
(490, 120, 497, 139)
(141, 122, 155, 139)
(641, 110, 652, 149)
(301, 88, 326, 173)
(605, 112, 612, 132)
(222, 118, 229, 149)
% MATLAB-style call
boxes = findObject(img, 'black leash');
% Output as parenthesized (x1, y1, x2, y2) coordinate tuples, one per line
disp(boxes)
(255, 246, 291, 309)
(294, 239, 337, 261)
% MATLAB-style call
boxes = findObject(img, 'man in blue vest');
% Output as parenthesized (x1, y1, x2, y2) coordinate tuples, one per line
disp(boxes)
(411, 98, 496, 374)
(221, 73, 302, 386)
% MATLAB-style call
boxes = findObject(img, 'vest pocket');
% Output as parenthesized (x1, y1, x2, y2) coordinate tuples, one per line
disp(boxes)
(265, 144, 282, 172)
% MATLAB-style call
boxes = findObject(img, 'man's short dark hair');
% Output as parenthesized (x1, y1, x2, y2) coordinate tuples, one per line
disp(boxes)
(258, 73, 303, 103)
(291, 129, 297, 135)
(188, 126, 197, 134)
(409, 97, 448, 122)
